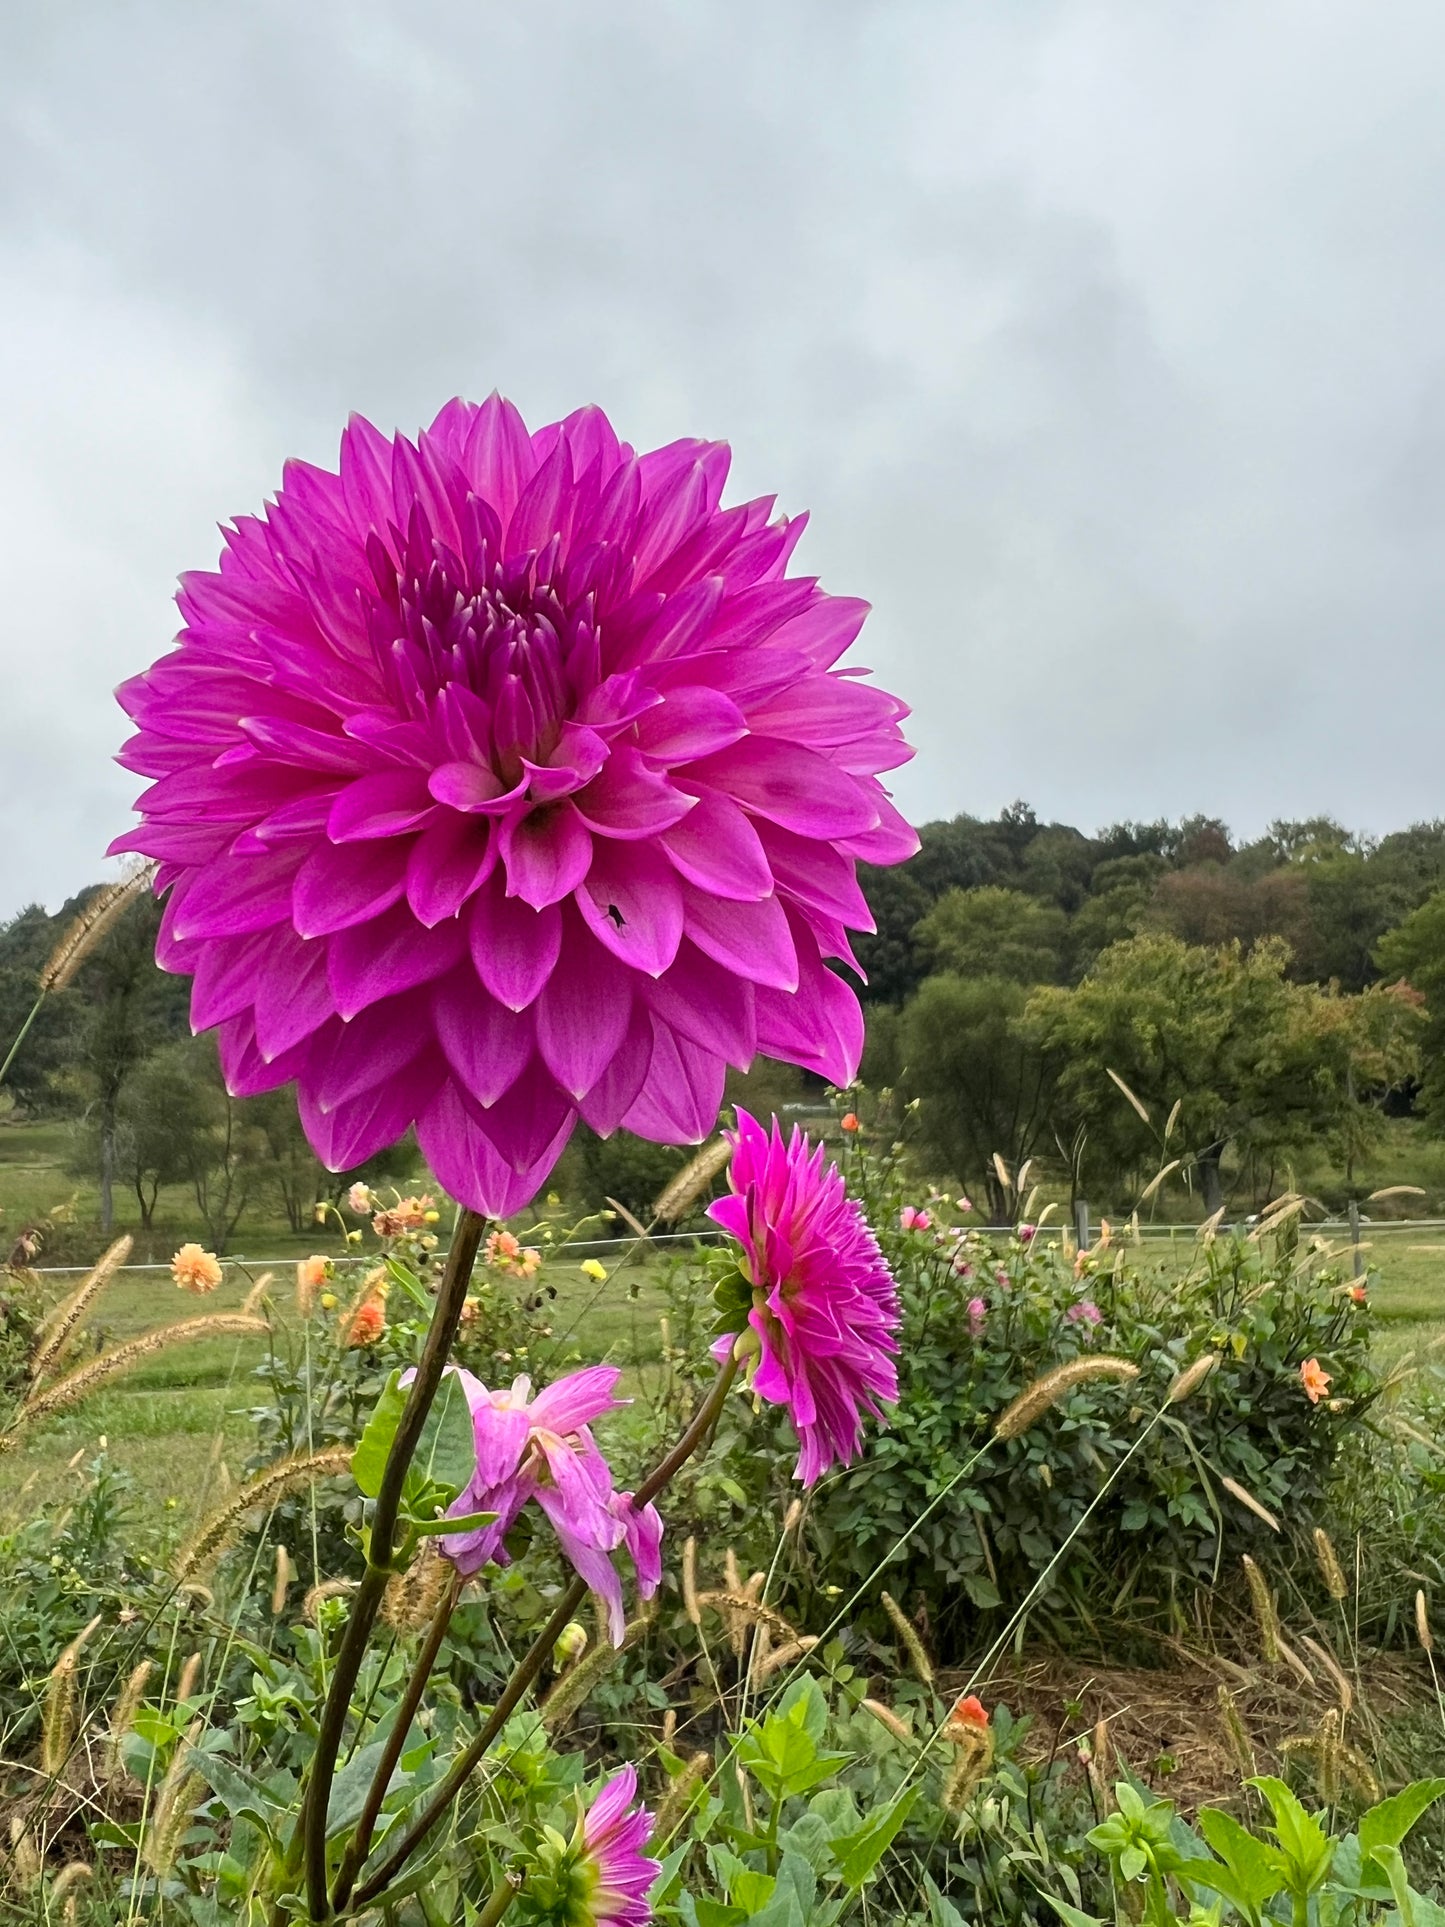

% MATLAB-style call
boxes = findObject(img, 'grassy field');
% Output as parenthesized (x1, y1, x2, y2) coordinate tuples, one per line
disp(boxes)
(5, 1219, 1445, 1539)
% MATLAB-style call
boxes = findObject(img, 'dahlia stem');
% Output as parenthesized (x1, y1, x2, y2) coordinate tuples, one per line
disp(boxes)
(300, 1207, 487, 1922)
(329, 1566, 461, 1910)
(477, 1872, 524, 1926)
(351, 1354, 741, 1909)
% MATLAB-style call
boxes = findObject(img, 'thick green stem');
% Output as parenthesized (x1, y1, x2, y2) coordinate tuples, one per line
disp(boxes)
(330, 1567, 461, 1910)
(353, 1354, 741, 1909)
(477, 1872, 524, 1926)
(299, 1208, 487, 1921)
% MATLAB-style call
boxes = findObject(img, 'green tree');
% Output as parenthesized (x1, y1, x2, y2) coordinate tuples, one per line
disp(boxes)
(1377, 890, 1445, 1127)
(1023, 935, 1420, 1213)
(914, 886, 1067, 985)
(900, 974, 1061, 1218)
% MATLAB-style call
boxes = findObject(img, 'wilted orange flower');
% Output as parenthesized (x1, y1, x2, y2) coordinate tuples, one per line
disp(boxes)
(1300, 1357, 1331, 1404)
(347, 1299, 385, 1347)
(1349, 1283, 1367, 1305)
(944, 1693, 989, 1738)
(172, 1243, 222, 1294)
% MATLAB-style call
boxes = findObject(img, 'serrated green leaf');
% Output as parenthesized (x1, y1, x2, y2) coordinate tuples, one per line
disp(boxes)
(1360, 1781, 1445, 1865)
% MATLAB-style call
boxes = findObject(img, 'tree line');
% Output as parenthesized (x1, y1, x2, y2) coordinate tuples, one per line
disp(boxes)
(855, 806, 1445, 1216)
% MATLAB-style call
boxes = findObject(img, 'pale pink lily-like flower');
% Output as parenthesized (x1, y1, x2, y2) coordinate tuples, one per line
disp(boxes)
(1066, 1300, 1102, 1328)
(424, 1363, 661, 1642)
(898, 1206, 932, 1232)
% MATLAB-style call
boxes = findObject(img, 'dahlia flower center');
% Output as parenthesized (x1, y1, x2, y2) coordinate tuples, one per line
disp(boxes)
(375, 531, 594, 785)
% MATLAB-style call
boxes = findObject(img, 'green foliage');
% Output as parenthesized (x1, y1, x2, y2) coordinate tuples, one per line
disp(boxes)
(915, 887, 1068, 985)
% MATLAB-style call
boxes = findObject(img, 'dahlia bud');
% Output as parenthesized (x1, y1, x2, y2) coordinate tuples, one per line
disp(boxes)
(554, 1621, 589, 1667)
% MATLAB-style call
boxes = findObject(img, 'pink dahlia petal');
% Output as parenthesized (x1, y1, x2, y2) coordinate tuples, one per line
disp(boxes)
(707, 1109, 900, 1485)
(113, 400, 913, 1215)
(579, 1766, 660, 1925)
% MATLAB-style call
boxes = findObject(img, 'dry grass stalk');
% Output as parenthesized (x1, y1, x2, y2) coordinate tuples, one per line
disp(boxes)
(604, 1196, 650, 1242)
(49, 1863, 92, 1905)
(649, 1752, 712, 1850)
(861, 1698, 913, 1743)
(782, 1499, 804, 1535)
(1312, 1528, 1349, 1601)
(8, 1818, 41, 1890)
(992, 1152, 1013, 1196)
(5, 1315, 270, 1444)
(172, 1447, 353, 1582)
(681, 1537, 701, 1627)
(1219, 1476, 1280, 1533)
(753, 1636, 818, 1682)
(1137, 1159, 1183, 1207)
(880, 1591, 933, 1686)
(1251, 1194, 1307, 1241)
(1242, 1556, 1280, 1662)
(1106, 1069, 1151, 1125)
(28, 1236, 133, 1385)
(695, 1590, 803, 1649)
(269, 1545, 293, 1617)
(1198, 1206, 1227, 1244)
(40, 866, 157, 992)
(1299, 1634, 1353, 1716)
(241, 1272, 275, 1315)
(104, 1661, 153, 1789)
(41, 1614, 102, 1776)
(1167, 1354, 1219, 1404)
(1274, 1634, 1316, 1691)
(994, 1358, 1140, 1440)
(1417, 1590, 1434, 1655)
(653, 1137, 733, 1223)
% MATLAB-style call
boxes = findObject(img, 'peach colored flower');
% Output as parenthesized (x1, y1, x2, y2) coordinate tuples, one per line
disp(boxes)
(1349, 1283, 1367, 1305)
(840, 1112, 860, 1133)
(347, 1299, 385, 1347)
(1300, 1357, 1331, 1403)
(346, 1182, 373, 1214)
(296, 1253, 330, 1313)
(171, 1243, 222, 1294)
(486, 1229, 522, 1267)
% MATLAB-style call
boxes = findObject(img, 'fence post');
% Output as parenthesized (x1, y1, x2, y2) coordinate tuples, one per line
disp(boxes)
(1347, 1199, 1365, 1279)
(1074, 1199, 1089, 1252)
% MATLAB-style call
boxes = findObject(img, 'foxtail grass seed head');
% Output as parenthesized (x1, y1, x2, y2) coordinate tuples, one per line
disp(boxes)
(172, 1446, 352, 1582)
(40, 1613, 102, 1775)
(240, 1271, 274, 1315)
(682, 1537, 701, 1626)
(653, 1136, 733, 1224)
(783, 1499, 804, 1534)
(754, 1635, 818, 1682)
(49, 1864, 92, 1907)
(40, 866, 156, 992)
(1417, 1589, 1434, 1655)
(1167, 1353, 1219, 1404)
(145, 1721, 204, 1878)
(1300, 1634, 1353, 1717)
(28, 1237, 132, 1384)
(994, 1357, 1139, 1440)
(650, 1752, 712, 1851)
(1313, 1528, 1349, 1601)
(7, 1315, 269, 1443)
(271, 1545, 293, 1616)
(1220, 1476, 1280, 1533)
(175, 1651, 203, 1704)
(9, 1820, 41, 1891)
(1217, 1685, 1255, 1779)
(881, 1590, 933, 1686)
(1243, 1555, 1280, 1663)
(381, 1540, 452, 1635)
(105, 1661, 153, 1788)
(862, 1699, 913, 1743)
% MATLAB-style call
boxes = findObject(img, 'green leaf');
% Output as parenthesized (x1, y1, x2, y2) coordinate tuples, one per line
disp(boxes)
(1246, 1777, 1333, 1894)
(831, 1785, 920, 1890)
(1371, 1843, 1418, 1927)
(411, 1507, 497, 1537)
(384, 1255, 432, 1312)
(408, 1369, 477, 1505)
(191, 1751, 286, 1847)
(778, 1674, 828, 1742)
(1360, 1781, 1445, 1865)
(1043, 1898, 1107, 1927)
(353, 1371, 407, 1499)
(1195, 1807, 1286, 1917)
(326, 1740, 395, 1838)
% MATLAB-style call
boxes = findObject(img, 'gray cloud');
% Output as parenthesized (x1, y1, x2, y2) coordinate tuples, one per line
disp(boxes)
(4, 0, 1445, 913)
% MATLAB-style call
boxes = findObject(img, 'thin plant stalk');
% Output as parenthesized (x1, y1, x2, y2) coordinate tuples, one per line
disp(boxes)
(299, 1207, 487, 1921)
(352, 1356, 739, 1909)
(0, 995, 43, 1092)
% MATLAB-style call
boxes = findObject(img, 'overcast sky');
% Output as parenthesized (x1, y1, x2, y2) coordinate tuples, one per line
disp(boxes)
(4, 0, 1444, 915)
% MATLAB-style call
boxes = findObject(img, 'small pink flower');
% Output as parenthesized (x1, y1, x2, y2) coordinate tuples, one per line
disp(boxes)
(995, 1267, 1009, 1288)
(952, 1257, 974, 1279)
(1066, 1300, 1102, 1327)
(967, 1296, 986, 1330)
(573, 1765, 660, 1925)
(1017, 1223, 1036, 1243)
(898, 1206, 932, 1232)
(956, 1196, 973, 1213)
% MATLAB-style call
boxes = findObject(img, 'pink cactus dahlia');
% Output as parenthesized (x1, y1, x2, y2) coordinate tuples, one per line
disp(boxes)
(569, 1767, 660, 1926)
(709, 1109, 899, 1484)
(110, 399, 916, 1215)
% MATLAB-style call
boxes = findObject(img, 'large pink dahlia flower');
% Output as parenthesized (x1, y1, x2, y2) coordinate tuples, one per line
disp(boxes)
(110, 399, 917, 1216)
(708, 1109, 899, 1485)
